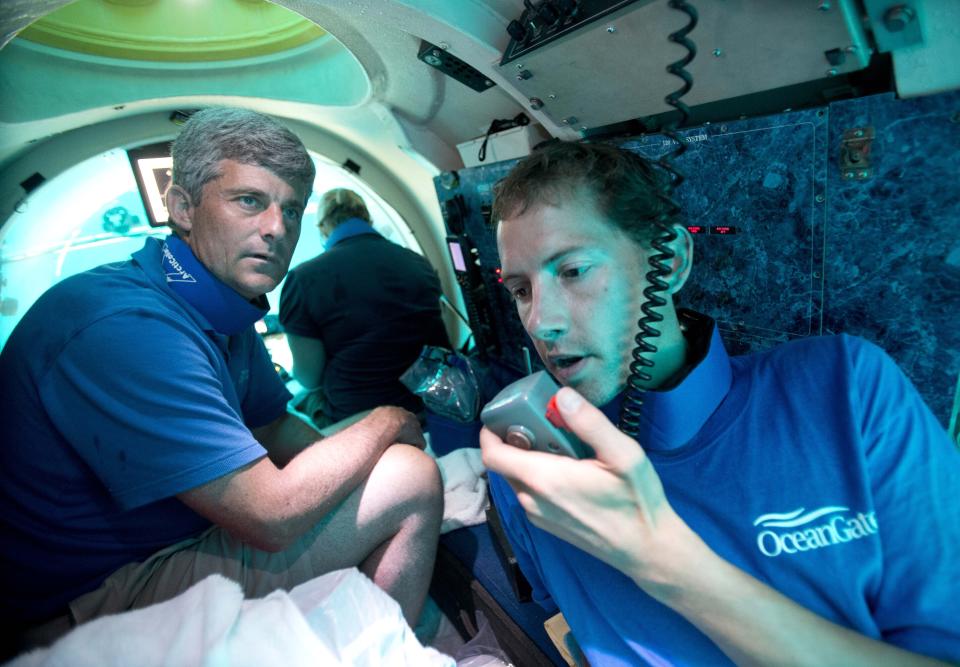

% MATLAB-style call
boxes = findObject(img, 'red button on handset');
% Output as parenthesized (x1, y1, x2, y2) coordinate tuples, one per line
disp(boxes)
(545, 394, 569, 430)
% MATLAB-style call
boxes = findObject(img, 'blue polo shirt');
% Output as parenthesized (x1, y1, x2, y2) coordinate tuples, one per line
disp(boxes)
(489, 314, 960, 665)
(323, 217, 380, 249)
(0, 236, 291, 623)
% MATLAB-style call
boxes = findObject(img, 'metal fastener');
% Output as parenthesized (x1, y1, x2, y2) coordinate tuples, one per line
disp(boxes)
(529, 97, 544, 110)
(713, 48, 722, 57)
(606, 26, 616, 33)
(884, 5, 916, 32)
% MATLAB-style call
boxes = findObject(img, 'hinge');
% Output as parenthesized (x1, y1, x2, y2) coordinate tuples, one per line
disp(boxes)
(840, 127, 875, 180)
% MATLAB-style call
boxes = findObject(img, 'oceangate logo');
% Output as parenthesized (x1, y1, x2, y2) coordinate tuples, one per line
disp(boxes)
(753, 506, 879, 558)
(162, 242, 196, 284)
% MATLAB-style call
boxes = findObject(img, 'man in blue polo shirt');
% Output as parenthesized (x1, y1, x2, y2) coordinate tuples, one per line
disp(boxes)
(0, 107, 442, 657)
(279, 187, 449, 425)
(481, 141, 960, 665)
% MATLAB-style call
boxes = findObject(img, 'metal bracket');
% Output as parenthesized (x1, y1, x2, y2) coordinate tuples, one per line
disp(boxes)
(417, 40, 495, 93)
(861, 1, 924, 53)
(840, 127, 875, 180)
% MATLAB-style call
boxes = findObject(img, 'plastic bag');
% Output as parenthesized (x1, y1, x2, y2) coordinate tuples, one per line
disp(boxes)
(291, 568, 454, 666)
(453, 610, 513, 666)
(401, 346, 480, 422)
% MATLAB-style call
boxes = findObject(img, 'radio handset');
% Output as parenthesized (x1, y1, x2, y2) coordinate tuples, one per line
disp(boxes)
(480, 371, 591, 459)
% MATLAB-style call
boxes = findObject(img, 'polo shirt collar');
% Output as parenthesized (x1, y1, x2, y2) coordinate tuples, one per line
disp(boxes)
(134, 235, 267, 336)
(599, 311, 732, 453)
(324, 218, 380, 250)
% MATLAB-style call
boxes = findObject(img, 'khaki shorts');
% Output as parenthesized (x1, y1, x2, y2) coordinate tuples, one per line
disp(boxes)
(69, 521, 331, 625)
(15, 519, 335, 651)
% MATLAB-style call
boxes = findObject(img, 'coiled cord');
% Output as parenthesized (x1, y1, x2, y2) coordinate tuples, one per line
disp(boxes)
(618, 0, 698, 438)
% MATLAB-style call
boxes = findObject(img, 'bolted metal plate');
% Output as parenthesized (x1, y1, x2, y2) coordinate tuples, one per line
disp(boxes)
(498, 0, 871, 131)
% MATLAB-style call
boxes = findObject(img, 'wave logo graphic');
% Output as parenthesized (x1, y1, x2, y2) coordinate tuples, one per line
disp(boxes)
(753, 506, 878, 557)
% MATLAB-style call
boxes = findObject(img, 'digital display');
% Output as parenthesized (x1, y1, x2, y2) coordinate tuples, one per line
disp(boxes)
(448, 239, 467, 272)
(128, 142, 174, 227)
(135, 157, 172, 226)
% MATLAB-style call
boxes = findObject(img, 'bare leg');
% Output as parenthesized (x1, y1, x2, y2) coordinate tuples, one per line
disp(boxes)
(70, 444, 444, 631)
(300, 444, 443, 625)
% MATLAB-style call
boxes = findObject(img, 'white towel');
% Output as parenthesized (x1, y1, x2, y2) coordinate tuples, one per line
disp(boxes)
(10, 570, 454, 667)
(436, 447, 488, 533)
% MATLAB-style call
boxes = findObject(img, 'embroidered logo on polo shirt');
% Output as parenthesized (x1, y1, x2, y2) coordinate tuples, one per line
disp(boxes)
(753, 506, 879, 557)
(162, 242, 196, 283)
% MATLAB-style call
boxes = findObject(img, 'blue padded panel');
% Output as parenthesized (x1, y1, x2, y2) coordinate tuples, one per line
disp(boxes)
(624, 107, 828, 346)
(822, 92, 960, 427)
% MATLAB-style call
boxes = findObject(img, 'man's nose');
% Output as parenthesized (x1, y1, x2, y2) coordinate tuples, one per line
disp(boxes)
(527, 287, 567, 342)
(260, 204, 285, 239)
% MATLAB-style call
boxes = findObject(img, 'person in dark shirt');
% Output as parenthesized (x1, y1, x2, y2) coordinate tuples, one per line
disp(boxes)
(279, 188, 450, 425)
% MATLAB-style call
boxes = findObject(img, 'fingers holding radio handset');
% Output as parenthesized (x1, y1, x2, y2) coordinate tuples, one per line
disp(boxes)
(480, 387, 681, 582)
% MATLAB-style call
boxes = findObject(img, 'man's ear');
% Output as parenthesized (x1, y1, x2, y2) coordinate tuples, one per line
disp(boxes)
(664, 223, 693, 295)
(165, 185, 194, 236)
(318, 217, 332, 239)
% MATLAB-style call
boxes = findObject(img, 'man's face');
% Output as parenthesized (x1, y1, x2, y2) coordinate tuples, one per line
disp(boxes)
(180, 160, 305, 300)
(497, 195, 650, 406)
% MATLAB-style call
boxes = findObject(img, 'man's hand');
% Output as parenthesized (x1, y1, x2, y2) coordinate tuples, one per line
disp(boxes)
(371, 405, 427, 450)
(480, 386, 693, 591)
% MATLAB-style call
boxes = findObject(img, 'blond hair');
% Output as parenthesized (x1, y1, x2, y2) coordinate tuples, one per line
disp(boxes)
(318, 188, 370, 229)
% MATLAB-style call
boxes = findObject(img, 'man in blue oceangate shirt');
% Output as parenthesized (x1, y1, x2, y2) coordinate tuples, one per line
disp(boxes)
(482, 140, 960, 666)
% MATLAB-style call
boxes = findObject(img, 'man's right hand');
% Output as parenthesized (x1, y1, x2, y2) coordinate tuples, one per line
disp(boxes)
(180, 404, 430, 554)
(371, 405, 427, 450)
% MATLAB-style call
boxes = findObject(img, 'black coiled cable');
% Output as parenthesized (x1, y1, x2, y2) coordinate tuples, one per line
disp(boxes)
(618, 0, 698, 439)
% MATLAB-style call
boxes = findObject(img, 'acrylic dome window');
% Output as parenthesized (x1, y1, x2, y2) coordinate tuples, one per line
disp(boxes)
(2, 0, 371, 125)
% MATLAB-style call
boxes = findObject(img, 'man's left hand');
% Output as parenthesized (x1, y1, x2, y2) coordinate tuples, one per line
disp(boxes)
(480, 387, 693, 591)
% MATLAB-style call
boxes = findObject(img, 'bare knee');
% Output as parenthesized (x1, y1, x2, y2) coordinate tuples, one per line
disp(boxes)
(369, 445, 443, 518)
